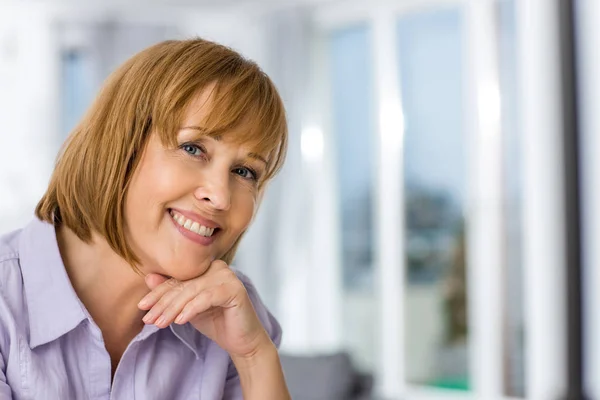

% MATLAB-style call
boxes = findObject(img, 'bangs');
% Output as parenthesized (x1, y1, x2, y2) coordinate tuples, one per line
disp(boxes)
(205, 75, 287, 182)
(155, 59, 287, 185)
(36, 38, 287, 271)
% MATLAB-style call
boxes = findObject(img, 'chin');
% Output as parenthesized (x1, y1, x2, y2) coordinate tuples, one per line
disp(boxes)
(161, 258, 214, 281)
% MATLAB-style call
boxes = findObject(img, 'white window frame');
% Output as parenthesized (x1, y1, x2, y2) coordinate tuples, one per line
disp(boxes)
(311, 0, 568, 398)
(516, 0, 568, 397)
(576, 0, 600, 398)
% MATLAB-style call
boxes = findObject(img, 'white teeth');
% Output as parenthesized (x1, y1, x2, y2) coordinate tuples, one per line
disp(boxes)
(170, 210, 216, 237)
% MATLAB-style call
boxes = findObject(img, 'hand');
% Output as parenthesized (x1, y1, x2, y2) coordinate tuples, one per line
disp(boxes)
(137, 260, 272, 359)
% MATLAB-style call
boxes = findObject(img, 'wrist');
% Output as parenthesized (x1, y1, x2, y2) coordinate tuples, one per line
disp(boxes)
(231, 338, 290, 400)
(231, 332, 277, 370)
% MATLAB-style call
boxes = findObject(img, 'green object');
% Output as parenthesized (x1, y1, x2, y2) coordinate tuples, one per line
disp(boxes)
(430, 378, 470, 391)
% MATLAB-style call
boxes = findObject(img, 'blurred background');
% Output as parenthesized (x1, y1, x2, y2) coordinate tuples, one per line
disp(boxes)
(0, 0, 598, 399)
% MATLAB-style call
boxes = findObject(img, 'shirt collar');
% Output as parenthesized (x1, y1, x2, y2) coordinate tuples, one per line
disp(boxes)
(133, 324, 202, 360)
(169, 323, 203, 359)
(18, 218, 203, 358)
(19, 218, 87, 348)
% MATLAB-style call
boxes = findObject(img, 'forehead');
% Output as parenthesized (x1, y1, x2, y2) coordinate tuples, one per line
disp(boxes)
(182, 84, 216, 124)
(177, 84, 273, 159)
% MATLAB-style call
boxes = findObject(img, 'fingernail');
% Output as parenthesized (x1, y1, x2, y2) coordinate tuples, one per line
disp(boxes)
(143, 312, 153, 323)
(175, 313, 184, 324)
(138, 299, 148, 308)
(156, 315, 166, 326)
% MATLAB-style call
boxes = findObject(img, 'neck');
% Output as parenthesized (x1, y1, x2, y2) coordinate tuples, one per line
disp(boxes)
(56, 225, 149, 337)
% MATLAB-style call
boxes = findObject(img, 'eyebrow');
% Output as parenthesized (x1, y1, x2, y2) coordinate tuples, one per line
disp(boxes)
(181, 126, 221, 140)
(181, 126, 268, 165)
(248, 153, 268, 165)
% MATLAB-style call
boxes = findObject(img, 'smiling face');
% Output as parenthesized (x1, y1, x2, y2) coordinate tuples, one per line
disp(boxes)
(123, 88, 268, 280)
(36, 39, 288, 275)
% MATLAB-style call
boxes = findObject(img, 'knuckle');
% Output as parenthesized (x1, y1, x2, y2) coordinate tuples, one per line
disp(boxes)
(211, 284, 225, 297)
(155, 296, 170, 309)
(166, 278, 182, 289)
(212, 260, 228, 270)
(232, 279, 246, 294)
(155, 293, 176, 309)
(161, 304, 176, 317)
(218, 268, 236, 282)
(190, 279, 205, 294)
(187, 295, 205, 313)
(181, 283, 196, 297)
(203, 288, 215, 300)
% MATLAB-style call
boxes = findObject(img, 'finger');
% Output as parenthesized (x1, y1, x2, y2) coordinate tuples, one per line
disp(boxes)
(138, 277, 180, 311)
(176, 280, 243, 325)
(142, 280, 188, 325)
(140, 261, 228, 309)
(158, 268, 238, 327)
(151, 283, 203, 328)
(209, 259, 229, 271)
(145, 273, 169, 290)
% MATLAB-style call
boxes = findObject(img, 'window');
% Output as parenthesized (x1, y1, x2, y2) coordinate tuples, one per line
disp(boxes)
(497, 0, 525, 396)
(329, 24, 376, 371)
(397, 7, 470, 390)
(61, 48, 94, 137)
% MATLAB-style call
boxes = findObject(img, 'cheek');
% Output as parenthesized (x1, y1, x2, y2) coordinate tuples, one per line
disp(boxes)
(123, 183, 160, 247)
(230, 189, 257, 230)
(141, 165, 180, 198)
(124, 163, 183, 237)
(133, 158, 194, 209)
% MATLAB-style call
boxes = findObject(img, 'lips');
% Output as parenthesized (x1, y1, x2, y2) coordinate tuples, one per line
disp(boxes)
(167, 208, 222, 246)
(169, 209, 216, 237)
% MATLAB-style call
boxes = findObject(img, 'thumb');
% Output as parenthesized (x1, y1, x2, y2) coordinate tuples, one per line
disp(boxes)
(145, 273, 170, 289)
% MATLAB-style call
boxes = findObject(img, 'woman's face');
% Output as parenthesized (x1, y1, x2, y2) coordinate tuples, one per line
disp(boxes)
(123, 89, 267, 281)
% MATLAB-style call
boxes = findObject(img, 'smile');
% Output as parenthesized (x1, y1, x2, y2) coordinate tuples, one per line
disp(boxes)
(169, 209, 217, 237)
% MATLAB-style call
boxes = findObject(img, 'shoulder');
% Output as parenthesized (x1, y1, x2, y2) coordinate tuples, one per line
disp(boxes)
(233, 269, 282, 348)
(0, 228, 27, 351)
(0, 227, 25, 301)
(0, 228, 21, 264)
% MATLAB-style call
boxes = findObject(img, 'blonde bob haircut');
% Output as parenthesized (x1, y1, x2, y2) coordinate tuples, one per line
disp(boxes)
(36, 38, 288, 269)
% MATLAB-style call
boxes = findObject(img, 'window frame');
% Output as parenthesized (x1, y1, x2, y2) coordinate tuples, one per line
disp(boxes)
(310, 0, 568, 398)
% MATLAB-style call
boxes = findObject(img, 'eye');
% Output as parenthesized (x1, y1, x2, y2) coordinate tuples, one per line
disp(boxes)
(233, 166, 258, 181)
(181, 144, 204, 157)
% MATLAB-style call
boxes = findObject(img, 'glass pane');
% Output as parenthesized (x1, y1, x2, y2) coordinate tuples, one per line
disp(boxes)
(329, 25, 376, 371)
(61, 48, 94, 138)
(497, 0, 526, 396)
(397, 7, 470, 390)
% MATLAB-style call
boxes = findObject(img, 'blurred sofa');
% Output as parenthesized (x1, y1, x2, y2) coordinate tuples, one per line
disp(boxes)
(280, 352, 374, 400)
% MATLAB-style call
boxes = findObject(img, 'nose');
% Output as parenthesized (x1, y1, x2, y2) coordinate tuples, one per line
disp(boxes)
(193, 170, 231, 212)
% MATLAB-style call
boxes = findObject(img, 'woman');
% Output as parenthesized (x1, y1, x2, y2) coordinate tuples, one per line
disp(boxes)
(0, 39, 290, 399)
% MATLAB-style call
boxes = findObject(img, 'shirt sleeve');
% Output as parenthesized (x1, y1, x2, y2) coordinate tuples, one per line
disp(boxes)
(0, 266, 13, 400)
(0, 355, 12, 399)
(222, 270, 283, 399)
